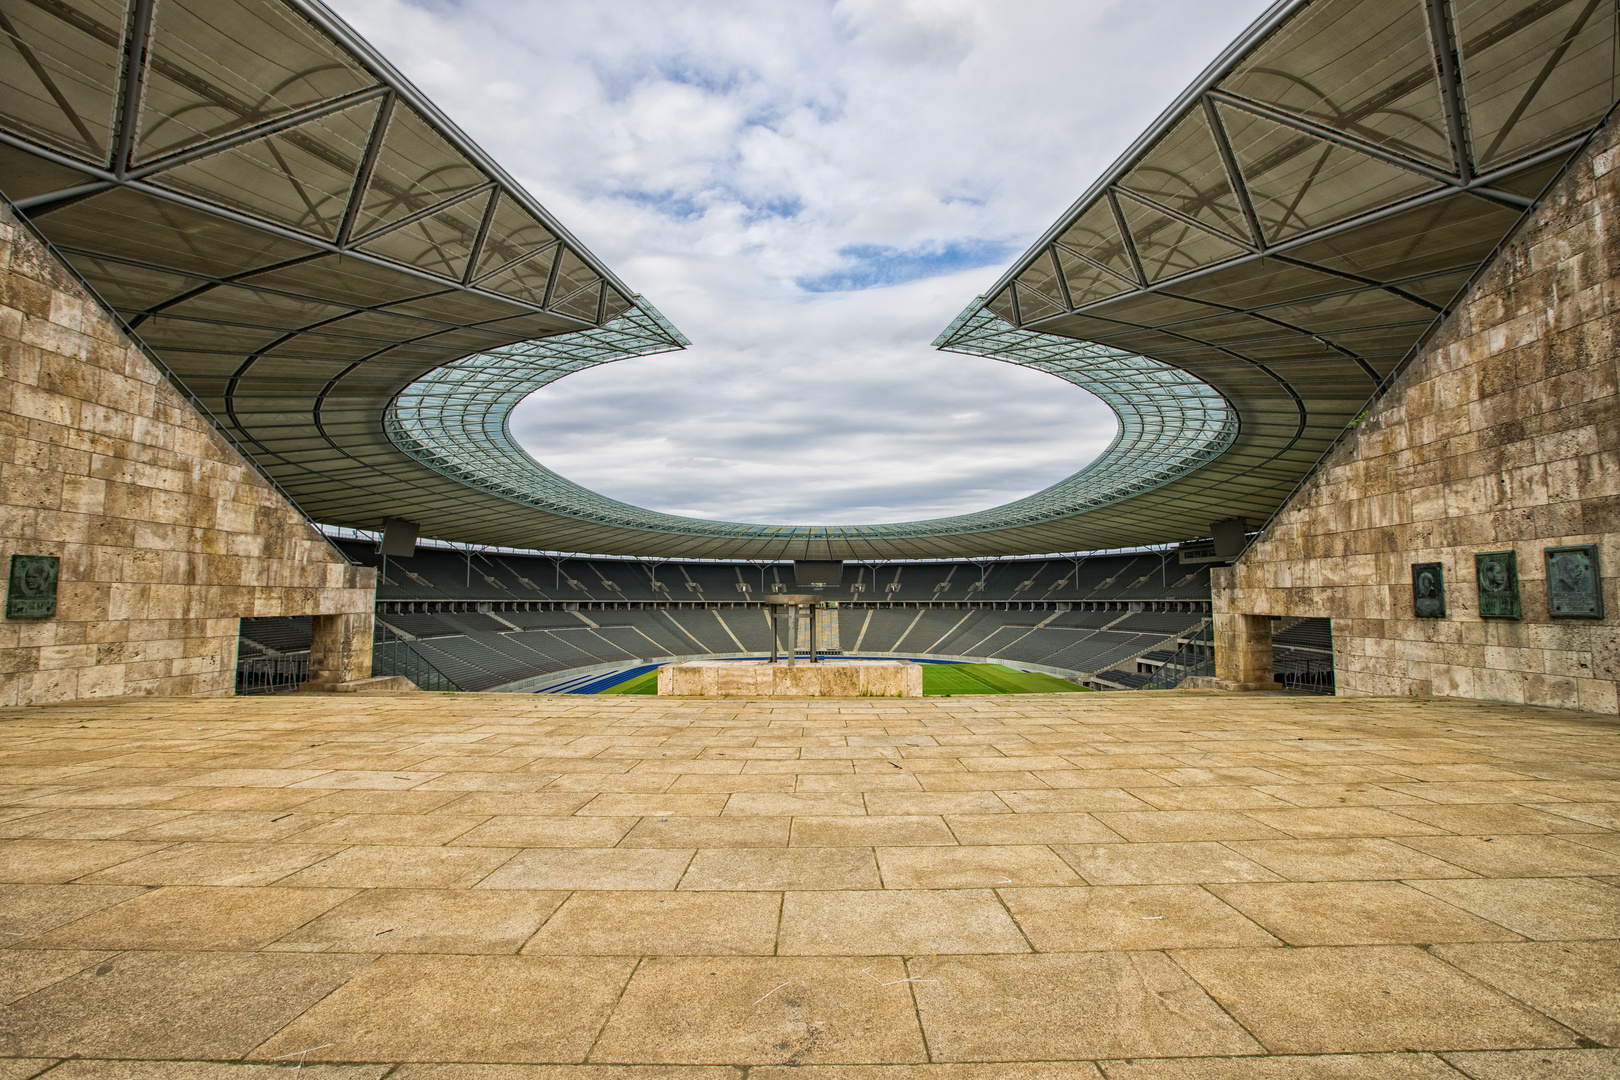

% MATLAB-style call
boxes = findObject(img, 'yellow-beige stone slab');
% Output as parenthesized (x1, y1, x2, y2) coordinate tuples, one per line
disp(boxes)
(1206, 881, 1524, 945)
(0, 883, 146, 938)
(1170, 946, 1576, 1053)
(999, 885, 1280, 951)
(0, 691, 1612, 1071)
(678, 847, 882, 890)
(0, 841, 170, 880)
(521, 891, 780, 955)
(271, 888, 567, 953)
(778, 889, 1027, 954)
(252, 955, 635, 1063)
(0, 951, 369, 1059)
(907, 952, 1261, 1061)
(32, 885, 352, 951)
(588, 956, 927, 1064)
(1433, 941, 1620, 1046)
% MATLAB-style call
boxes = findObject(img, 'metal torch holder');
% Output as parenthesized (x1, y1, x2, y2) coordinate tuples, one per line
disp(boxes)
(762, 594, 824, 665)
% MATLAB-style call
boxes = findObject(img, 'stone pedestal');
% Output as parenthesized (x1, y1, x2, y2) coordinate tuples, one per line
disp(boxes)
(1213, 612, 1284, 691)
(658, 660, 922, 697)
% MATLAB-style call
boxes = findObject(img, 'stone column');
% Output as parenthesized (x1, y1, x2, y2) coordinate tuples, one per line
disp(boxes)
(1213, 612, 1283, 690)
(307, 611, 374, 687)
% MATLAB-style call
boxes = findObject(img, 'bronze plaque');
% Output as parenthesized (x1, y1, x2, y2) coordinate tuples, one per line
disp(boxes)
(1475, 550, 1520, 619)
(1545, 545, 1603, 618)
(6, 554, 59, 619)
(1412, 562, 1445, 618)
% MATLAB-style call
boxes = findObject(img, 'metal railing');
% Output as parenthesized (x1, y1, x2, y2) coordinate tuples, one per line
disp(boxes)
(236, 653, 309, 695)
(1276, 656, 1336, 695)
(1138, 623, 1215, 690)
(373, 628, 458, 692)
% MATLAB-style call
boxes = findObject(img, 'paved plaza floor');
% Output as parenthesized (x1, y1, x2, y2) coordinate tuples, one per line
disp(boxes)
(0, 690, 1616, 1078)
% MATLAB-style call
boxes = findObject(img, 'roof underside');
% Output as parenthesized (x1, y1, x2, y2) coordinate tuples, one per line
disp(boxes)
(2, 0, 1616, 559)
(0, 0, 684, 543)
(965, 0, 1619, 548)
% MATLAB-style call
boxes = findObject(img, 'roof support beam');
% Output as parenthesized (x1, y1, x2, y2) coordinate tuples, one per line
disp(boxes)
(8, 181, 117, 216)
(337, 90, 395, 246)
(1048, 247, 1075, 310)
(1206, 89, 1461, 185)
(1207, 89, 1535, 212)
(1107, 190, 1147, 286)
(463, 188, 502, 286)
(1112, 186, 1257, 252)
(1203, 95, 1267, 250)
(1026, 140, 1585, 323)
(125, 86, 390, 181)
(110, 0, 155, 177)
(1426, 0, 1475, 184)
(347, 182, 496, 246)
(130, 178, 595, 328)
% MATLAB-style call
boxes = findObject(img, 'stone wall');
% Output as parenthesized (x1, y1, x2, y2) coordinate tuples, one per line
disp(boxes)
(658, 660, 924, 697)
(1214, 121, 1620, 715)
(0, 204, 374, 705)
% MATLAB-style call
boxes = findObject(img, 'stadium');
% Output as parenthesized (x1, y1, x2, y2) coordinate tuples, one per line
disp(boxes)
(0, 0, 1616, 1072)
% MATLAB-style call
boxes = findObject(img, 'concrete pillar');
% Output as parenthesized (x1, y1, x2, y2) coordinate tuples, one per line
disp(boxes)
(1213, 612, 1284, 691)
(307, 611, 374, 687)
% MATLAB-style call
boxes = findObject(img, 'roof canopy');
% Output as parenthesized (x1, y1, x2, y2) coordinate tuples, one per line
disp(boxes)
(3, 0, 1615, 558)
(0, 0, 683, 541)
(952, 0, 1618, 548)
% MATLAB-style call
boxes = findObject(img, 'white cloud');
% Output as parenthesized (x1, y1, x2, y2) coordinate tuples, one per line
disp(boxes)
(327, 0, 1273, 525)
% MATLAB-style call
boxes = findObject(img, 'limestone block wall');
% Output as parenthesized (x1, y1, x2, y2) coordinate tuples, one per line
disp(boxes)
(0, 204, 374, 704)
(1214, 120, 1619, 715)
(658, 660, 924, 697)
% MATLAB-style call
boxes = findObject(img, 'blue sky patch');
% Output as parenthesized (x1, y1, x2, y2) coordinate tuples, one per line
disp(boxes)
(796, 239, 1014, 292)
(619, 188, 707, 221)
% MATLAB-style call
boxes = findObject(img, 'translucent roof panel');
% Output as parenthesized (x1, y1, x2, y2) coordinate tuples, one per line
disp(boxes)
(136, 0, 376, 162)
(150, 96, 382, 238)
(1455, 0, 1619, 171)
(0, 0, 126, 163)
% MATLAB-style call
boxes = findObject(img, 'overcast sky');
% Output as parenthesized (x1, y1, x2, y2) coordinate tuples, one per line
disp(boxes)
(328, 0, 1272, 525)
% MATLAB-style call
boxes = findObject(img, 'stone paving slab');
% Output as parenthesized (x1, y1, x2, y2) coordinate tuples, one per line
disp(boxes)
(0, 691, 1614, 1075)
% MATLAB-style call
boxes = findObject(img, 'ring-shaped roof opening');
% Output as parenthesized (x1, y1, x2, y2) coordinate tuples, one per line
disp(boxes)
(383, 299, 1239, 543)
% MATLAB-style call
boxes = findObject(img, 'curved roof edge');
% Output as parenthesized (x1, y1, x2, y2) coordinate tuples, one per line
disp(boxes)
(383, 298, 1237, 549)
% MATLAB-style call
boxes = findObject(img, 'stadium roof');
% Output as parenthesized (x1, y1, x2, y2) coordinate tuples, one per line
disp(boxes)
(945, 0, 1619, 550)
(0, 0, 682, 540)
(3, 0, 1616, 560)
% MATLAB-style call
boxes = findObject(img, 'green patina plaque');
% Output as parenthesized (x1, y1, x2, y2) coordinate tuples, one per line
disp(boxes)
(1412, 562, 1446, 618)
(6, 554, 59, 619)
(1475, 550, 1521, 619)
(1545, 544, 1603, 618)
